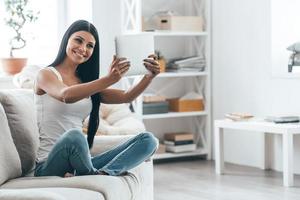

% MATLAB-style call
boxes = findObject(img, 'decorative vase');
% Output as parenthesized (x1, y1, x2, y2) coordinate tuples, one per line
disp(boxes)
(0, 58, 27, 75)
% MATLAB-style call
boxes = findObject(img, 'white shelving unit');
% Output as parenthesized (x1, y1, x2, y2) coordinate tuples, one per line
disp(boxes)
(154, 148, 208, 160)
(149, 31, 208, 36)
(121, 0, 211, 160)
(131, 71, 208, 78)
(142, 111, 208, 120)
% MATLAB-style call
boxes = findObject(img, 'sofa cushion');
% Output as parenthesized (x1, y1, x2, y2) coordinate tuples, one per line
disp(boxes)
(90, 135, 133, 156)
(0, 188, 104, 200)
(96, 116, 145, 136)
(102, 104, 132, 124)
(0, 173, 139, 200)
(84, 104, 146, 135)
(0, 89, 39, 176)
(0, 104, 22, 185)
(12, 65, 43, 89)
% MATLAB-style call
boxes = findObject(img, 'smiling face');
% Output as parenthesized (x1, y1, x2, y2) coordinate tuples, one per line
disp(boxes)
(66, 31, 96, 65)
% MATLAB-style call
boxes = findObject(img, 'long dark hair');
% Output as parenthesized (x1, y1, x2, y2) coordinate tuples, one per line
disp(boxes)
(49, 20, 100, 148)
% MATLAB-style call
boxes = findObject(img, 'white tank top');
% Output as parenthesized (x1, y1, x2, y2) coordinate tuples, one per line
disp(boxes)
(35, 67, 92, 162)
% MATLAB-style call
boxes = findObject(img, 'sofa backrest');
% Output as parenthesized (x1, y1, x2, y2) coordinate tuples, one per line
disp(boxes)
(0, 89, 39, 176)
(0, 103, 22, 185)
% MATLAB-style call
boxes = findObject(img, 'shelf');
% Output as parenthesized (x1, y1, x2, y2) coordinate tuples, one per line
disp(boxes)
(144, 31, 208, 37)
(153, 148, 208, 160)
(142, 111, 207, 120)
(125, 71, 207, 79)
(157, 71, 207, 78)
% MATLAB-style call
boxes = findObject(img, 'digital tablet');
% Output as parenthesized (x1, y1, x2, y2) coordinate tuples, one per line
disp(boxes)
(115, 34, 154, 76)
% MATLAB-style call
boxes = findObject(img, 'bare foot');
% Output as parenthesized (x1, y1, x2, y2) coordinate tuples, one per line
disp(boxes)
(97, 170, 109, 175)
(64, 172, 74, 178)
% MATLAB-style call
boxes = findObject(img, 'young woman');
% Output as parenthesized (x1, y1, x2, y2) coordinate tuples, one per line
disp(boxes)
(34, 20, 159, 177)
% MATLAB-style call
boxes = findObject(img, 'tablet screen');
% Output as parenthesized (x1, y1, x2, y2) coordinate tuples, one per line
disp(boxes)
(115, 34, 154, 76)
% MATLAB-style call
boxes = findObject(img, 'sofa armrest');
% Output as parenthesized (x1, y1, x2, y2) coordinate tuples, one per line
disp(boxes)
(90, 135, 134, 156)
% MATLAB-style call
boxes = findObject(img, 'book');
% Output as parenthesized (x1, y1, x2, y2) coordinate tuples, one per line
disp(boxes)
(167, 56, 206, 72)
(165, 144, 197, 153)
(225, 113, 254, 121)
(265, 116, 300, 123)
(143, 94, 166, 103)
(164, 133, 194, 141)
(164, 140, 194, 146)
(174, 56, 204, 64)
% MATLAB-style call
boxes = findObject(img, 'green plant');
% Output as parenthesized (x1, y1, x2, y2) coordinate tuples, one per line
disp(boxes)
(4, 0, 39, 57)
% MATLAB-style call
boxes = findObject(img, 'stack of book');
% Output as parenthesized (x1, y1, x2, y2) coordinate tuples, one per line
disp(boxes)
(225, 113, 254, 121)
(167, 56, 206, 72)
(164, 132, 197, 153)
(142, 93, 169, 115)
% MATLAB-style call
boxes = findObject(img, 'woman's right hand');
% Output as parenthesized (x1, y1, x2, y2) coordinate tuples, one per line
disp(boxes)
(107, 55, 130, 83)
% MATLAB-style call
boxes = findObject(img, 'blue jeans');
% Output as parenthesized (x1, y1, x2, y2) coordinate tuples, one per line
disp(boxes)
(34, 128, 158, 177)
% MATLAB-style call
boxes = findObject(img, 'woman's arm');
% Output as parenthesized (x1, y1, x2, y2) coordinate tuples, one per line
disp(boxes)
(101, 54, 160, 104)
(36, 69, 115, 103)
(100, 75, 154, 104)
(36, 57, 130, 103)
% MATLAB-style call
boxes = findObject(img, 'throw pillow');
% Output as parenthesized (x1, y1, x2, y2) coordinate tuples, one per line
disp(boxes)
(0, 89, 39, 176)
(0, 104, 22, 185)
(105, 104, 133, 124)
(96, 117, 145, 135)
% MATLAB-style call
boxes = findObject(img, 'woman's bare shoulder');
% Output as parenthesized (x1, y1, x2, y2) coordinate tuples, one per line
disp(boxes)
(36, 67, 57, 81)
(35, 67, 61, 94)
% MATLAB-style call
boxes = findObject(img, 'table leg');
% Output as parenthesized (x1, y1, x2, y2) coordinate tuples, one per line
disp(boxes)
(282, 132, 294, 187)
(262, 133, 271, 170)
(215, 125, 224, 174)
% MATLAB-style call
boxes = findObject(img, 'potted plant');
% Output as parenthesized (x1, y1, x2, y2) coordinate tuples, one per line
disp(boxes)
(1, 0, 38, 75)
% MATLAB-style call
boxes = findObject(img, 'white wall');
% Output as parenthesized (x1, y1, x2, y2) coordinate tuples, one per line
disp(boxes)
(271, 0, 300, 76)
(212, 0, 300, 173)
(92, 0, 122, 76)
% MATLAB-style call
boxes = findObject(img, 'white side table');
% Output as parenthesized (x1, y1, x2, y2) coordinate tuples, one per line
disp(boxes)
(214, 119, 300, 187)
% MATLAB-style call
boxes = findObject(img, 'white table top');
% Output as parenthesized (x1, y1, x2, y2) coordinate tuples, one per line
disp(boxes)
(215, 119, 300, 134)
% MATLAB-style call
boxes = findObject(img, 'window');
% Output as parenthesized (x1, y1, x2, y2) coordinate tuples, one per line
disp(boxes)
(0, 0, 62, 66)
(0, 0, 93, 68)
(26, 0, 60, 65)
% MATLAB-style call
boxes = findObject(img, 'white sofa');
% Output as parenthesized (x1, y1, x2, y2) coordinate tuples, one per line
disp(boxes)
(0, 89, 153, 200)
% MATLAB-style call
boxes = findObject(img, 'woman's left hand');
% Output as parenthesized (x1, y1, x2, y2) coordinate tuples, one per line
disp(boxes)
(144, 54, 160, 79)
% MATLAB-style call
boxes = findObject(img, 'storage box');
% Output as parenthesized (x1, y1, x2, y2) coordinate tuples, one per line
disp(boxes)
(156, 16, 204, 32)
(143, 101, 169, 115)
(167, 98, 204, 112)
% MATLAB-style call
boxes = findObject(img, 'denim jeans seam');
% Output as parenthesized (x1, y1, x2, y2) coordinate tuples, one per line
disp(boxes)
(37, 146, 69, 176)
(69, 144, 97, 175)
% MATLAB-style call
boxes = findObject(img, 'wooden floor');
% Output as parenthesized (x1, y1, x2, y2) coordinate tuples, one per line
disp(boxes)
(153, 159, 300, 200)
